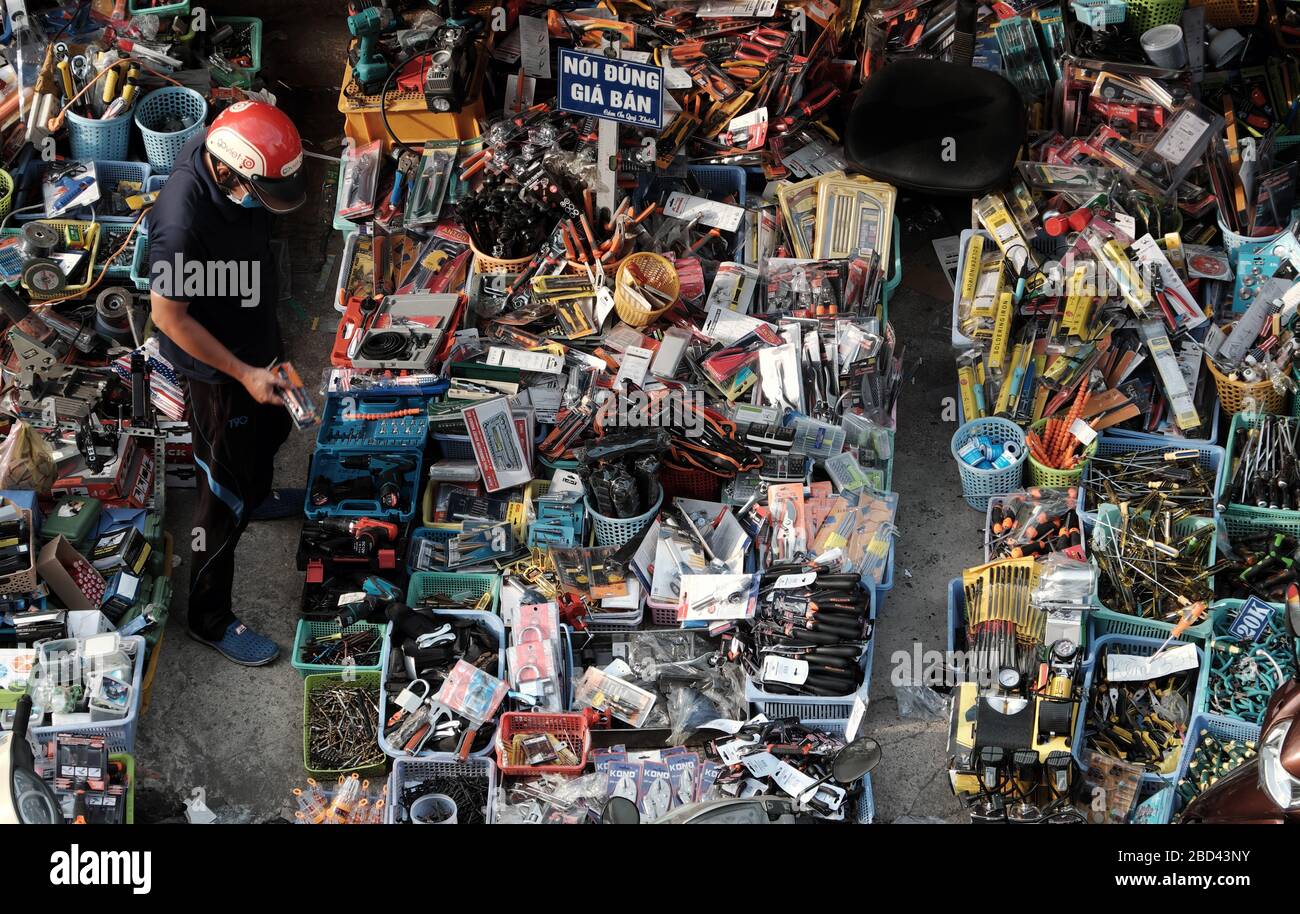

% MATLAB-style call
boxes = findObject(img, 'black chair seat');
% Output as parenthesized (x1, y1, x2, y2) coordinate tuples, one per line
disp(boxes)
(845, 58, 1027, 196)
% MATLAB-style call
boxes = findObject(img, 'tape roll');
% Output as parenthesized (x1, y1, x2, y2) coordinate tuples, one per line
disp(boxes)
(1002, 441, 1023, 460)
(19, 222, 60, 260)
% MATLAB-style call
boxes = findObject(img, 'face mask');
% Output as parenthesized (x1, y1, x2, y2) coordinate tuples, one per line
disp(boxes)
(236, 191, 262, 209)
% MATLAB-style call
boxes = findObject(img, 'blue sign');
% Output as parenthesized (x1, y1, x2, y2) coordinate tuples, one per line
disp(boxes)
(1227, 595, 1272, 643)
(557, 48, 664, 130)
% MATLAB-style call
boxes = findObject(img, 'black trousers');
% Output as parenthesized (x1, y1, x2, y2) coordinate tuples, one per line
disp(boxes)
(185, 379, 291, 639)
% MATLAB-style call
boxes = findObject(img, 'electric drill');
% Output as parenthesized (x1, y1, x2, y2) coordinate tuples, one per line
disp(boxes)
(347, 3, 396, 93)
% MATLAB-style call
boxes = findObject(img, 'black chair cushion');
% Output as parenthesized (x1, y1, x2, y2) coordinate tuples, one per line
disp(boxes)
(845, 58, 1027, 196)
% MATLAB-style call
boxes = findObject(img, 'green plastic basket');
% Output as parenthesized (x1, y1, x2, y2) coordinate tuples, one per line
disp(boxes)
(129, 0, 190, 16)
(1125, 0, 1185, 32)
(406, 571, 501, 613)
(211, 17, 263, 83)
(302, 671, 386, 778)
(291, 620, 388, 677)
(1027, 418, 1098, 489)
(111, 753, 135, 825)
(1221, 412, 1300, 527)
(1089, 505, 1217, 643)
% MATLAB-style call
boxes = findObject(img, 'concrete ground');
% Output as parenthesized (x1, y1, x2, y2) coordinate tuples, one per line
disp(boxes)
(134, 14, 985, 824)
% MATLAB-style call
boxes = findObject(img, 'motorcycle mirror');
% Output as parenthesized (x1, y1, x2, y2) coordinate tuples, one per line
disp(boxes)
(831, 736, 882, 784)
(601, 796, 640, 825)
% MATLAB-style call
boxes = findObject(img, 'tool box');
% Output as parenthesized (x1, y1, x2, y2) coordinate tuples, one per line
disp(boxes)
(305, 448, 423, 523)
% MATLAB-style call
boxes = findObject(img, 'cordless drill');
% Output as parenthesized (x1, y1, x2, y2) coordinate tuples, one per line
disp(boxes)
(347, 2, 396, 93)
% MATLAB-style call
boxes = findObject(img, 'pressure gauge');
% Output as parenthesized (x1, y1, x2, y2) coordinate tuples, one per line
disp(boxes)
(997, 667, 1022, 691)
(22, 259, 66, 295)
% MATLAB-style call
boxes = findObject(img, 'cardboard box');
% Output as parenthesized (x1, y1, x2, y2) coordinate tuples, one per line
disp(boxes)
(37, 535, 107, 611)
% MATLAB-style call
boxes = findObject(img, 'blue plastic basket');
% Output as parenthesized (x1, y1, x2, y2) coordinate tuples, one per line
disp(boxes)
(951, 418, 1026, 511)
(859, 540, 895, 612)
(385, 753, 498, 824)
(746, 586, 875, 720)
(1198, 599, 1300, 723)
(1073, 634, 1210, 786)
(377, 609, 505, 759)
(13, 160, 152, 225)
(432, 433, 476, 460)
(31, 635, 147, 754)
(1103, 400, 1221, 446)
(636, 164, 747, 258)
(67, 109, 133, 162)
(405, 570, 501, 613)
(798, 718, 876, 822)
(1079, 435, 1225, 524)
(135, 87, 207, 174)
(1171, 712, 1260, 818)
(586, 491, 663, 549)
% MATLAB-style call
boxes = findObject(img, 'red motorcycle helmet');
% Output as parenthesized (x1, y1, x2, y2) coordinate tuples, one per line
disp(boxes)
(203, 100, 306, 213)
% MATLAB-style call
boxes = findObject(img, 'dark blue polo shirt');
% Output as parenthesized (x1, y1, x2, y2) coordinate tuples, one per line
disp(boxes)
(147, 130, 281, 383)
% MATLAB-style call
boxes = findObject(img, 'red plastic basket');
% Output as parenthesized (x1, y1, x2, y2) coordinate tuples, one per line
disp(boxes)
(661, 456, 723, 502)
(494, 712, 590, 776)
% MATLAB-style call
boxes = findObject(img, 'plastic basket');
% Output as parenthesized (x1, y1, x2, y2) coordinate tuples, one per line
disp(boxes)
(950, 417, 1027, 511)
(1072, 0, 1127, 25)
(1073, 634, 1209, 783)
(984, 492, 1087, 563)
(747, 586, 875, 720)
(470, 241, 535, 275)
(129, 0, 190, 14)
(302, 670, 385, 777)
(1171, 712, 1260, 816)
(405, 571, 501, 613)
(881, 215, 903, 317)
(585, 491, 662, 549)
(67, 109, 133, 162)
(614, 253, 680, 327)
(385, 753, 498, 824)
(377, 609, 504, 759)
(661, 458, 722, 502)
(16, 160, 153, 225)
(0, 219, 101, 298)
(1078, 435, 1224, 523)
(0, 168, 12, 219)
(112, 753, 136, 825)
(1203, 0, 1258, 24)
(432, 433, 476, 460)
(135, 87, 208, 174)
(495, 711, 590, 775)
(290, 620, 389, 677)
(1221, 413, 1300, 525)
(1089, 506, 1217, 643)
(31, 636, 148, 754)
(129, 232, 150, 291)
(1199, 599, 1300, 722)
(799, 718, 876, 822)
(1125, 0, 1186, 32)
(1207, 354, 1287, 415)
(637, 164, 747, 258)
(212, 17, 263, 79)
(1027, 418, 1098, 488)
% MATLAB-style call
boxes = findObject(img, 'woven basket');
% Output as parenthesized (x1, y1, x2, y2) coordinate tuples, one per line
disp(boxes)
(1206, 352, 1287, 415)
(614, 253, 679, 327)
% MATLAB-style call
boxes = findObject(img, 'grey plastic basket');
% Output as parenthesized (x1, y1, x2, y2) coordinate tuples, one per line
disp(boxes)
(135, 87, 207, 173)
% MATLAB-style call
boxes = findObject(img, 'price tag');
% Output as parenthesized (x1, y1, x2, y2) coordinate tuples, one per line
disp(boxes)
(774, 572, 817, 589)
(762, 655, 809, 685)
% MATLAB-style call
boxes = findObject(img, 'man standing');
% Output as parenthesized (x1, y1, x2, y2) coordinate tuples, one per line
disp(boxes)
(148, 100, 306, 665)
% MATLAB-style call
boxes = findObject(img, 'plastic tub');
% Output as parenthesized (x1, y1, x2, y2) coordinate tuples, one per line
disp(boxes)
(302, 670, 385, 777)
(1078, 434, 1224, 524)
(495, 711, 590, 776)
(290, 620, 388, 677)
